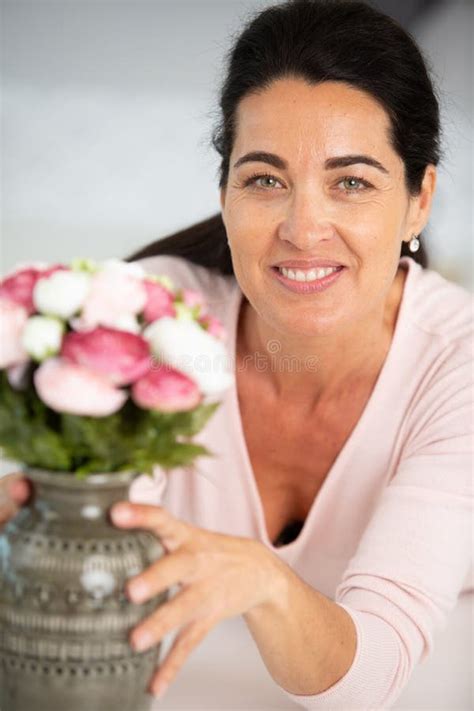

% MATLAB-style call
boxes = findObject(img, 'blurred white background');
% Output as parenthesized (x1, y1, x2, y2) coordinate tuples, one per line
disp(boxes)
(1, 0, 473, 288)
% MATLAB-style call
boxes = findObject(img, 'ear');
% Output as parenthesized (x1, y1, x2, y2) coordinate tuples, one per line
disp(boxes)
(403, 165, 437, 244)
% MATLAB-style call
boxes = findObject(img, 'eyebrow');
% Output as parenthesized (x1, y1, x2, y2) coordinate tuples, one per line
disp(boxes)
(325, 154, 389, 174)
(233, 151, 287, 170)
(233, 151, 389, 174)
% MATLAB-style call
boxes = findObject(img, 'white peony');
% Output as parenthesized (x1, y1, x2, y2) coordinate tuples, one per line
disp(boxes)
(144, 316, 234, 396)
(69, 313, 141, 334)
(33, 270, 91, 319)
(107, 313, 141, 333)
(22, 315, 65, 362)
(101, 258, 146, 280)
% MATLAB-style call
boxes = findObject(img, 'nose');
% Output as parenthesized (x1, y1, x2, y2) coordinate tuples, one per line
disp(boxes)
(277, 188, 335, 250)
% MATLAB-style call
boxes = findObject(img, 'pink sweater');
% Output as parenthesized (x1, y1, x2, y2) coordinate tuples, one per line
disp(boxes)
(130, 254, 473, 709)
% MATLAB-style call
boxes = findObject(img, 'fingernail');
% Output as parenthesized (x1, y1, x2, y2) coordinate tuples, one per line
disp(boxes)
(111, 504, 133, 524)
(133, 629, 154, 652)
(128, 580, 148, 603)
(8, 480, 29, 501)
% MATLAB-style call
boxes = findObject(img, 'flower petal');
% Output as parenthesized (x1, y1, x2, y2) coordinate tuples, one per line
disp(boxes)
(34, 357, 127, 416)
(131, 363, 201, 412)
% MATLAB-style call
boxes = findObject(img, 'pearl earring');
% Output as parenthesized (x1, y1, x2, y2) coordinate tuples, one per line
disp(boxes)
(409, 234, 420, 253)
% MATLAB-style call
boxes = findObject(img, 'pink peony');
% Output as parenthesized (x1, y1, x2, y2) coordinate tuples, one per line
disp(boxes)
(34, 357, 127, 416)
(78, 268, 147, 331)
(131, 363, 201, 412)
(142, 280, 176, 323)
(61, 327, 152, 386)
(181, 288, 208, 316)
(0, 265, 66, 315)
(198, 314, 227, 340)
(0, 296, 29, 368)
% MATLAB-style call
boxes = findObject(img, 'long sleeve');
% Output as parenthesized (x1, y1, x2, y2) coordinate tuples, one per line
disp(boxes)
(281, 343, 473, 710)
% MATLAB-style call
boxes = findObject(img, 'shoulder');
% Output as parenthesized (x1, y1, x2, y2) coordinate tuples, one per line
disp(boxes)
(402, 257, 473, 354)
(397, 260, 473, 453)
(132, 254, 238, 309)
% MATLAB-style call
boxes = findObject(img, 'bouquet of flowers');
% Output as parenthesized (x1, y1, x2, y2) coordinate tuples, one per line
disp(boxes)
(0, 258, 233, 476)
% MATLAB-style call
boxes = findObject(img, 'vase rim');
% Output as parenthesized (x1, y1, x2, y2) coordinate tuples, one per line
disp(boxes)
(23, 466, 141, 489)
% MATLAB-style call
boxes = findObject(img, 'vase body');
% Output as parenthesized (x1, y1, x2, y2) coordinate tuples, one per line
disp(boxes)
(0, 467, 167, 711)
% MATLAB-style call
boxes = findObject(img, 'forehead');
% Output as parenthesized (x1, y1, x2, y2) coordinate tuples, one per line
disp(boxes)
(233, 78, 395, 161)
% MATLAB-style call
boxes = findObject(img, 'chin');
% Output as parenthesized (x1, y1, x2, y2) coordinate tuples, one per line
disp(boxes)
(273, 306, 348, 338)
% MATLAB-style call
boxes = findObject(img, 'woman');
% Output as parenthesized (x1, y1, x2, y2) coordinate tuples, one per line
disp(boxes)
(1, 0, 472, 707)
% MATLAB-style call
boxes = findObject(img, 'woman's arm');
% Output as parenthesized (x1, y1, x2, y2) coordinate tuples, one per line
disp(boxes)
(243, 561, 358, 695)
(110, 502, 357, 699)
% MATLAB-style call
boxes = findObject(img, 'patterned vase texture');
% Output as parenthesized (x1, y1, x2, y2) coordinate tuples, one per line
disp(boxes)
(0, 467, 167, 711)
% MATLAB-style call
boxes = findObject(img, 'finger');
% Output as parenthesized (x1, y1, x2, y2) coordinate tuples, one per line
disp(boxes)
(8, 478, 31, 504)
(1, 473, 31, 505)
(131, 584, 205, 652)
(0, 497, 18, 526)
(148, 619, 211, 698)
(127, 549, 196, 604)
(110, 502, 190, 551)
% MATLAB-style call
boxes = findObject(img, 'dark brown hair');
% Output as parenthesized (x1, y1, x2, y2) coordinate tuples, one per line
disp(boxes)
(128, 0, 440, 271)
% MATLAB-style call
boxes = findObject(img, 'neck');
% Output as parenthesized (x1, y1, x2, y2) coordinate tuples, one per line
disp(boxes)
(237, 266, 407, 404)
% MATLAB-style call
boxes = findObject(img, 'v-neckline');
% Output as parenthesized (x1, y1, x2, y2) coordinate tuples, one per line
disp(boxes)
(227, 258, 416, 553)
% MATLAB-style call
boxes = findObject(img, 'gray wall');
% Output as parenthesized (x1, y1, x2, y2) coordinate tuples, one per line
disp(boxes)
(1, 0, 472, 287)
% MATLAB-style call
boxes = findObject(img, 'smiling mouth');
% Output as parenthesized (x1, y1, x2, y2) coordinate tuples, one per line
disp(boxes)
(273, 265, 344, 283)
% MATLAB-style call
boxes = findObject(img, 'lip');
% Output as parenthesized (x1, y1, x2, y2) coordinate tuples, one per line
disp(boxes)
(272, 259, 345, 268)
(271, 265, 346, 294)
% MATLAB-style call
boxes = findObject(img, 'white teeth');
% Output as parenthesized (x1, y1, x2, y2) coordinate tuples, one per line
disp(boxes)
(279, 266, 339, 282)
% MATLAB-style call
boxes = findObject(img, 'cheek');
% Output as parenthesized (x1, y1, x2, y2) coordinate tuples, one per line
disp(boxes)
(226, 202, 276, 258)
(343, 200, 406, 257)
(226, 223, 272, 304)
(348, 217, 405, 301)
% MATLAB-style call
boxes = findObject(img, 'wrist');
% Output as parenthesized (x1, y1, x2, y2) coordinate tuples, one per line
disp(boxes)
(245, 542, 292, 622)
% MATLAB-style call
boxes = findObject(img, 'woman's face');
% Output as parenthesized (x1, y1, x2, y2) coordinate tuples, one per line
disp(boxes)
(220, 78, 435, 337)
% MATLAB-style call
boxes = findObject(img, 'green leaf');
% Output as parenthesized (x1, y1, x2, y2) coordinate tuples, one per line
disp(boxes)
(1, 372, 63, 464)
(0, 372, 220, 476)
(149, 401, 220, 437)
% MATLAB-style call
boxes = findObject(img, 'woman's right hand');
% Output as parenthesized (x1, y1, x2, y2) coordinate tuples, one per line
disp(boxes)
(0, 473, 31, 529)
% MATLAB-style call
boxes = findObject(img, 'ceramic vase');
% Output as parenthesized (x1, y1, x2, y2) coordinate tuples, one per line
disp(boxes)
(0, 467, 167, 711)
